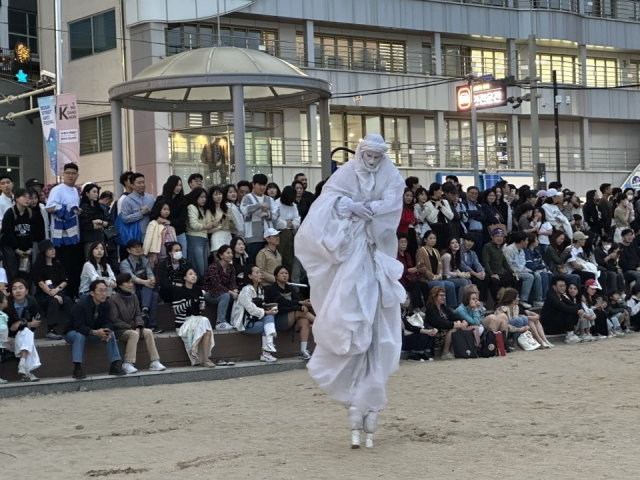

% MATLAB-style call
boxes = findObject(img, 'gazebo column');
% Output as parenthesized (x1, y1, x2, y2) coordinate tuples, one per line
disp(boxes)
(111, 101, 124, 197)
(232, 85, 247, 182)
(319, 97, 331, 179)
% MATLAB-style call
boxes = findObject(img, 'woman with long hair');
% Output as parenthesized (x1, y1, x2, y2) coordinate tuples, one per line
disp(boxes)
(398, 188, 418, 260)
(158, 175, 188, 257)
(79, 241, 116, 296)
(207, 185, 234, 252)
(156, 242, 191, 303)
(266, 182, 281, 200)
(397, 234, 431, 311)
(79, 183, 109, 258)
(495, 288, 551, 349)
(424, 182, 453, 251)
(583, 189, 602, 236)
(533, 207, 552, 255)
(143, 200, 177, 270)
(231, 236, 249, 288)
(582, 279, 617, 339)
(201, 244, 238, 331)
(424, 286, 466, 359)
(6, 278, 42, 381)
(274, 185, 301, 273)
(415, 230, 458, 307)
(494, 185, 513, 233)
(413, 187, 430, 246)
(543, 230, 582, 288)
(185, 187, 214, 277)
(223, 183, 244, 238)
(440, 236, 471, 303)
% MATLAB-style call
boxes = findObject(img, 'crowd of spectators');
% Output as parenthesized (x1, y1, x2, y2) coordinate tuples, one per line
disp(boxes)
(1, 163, 640, 382)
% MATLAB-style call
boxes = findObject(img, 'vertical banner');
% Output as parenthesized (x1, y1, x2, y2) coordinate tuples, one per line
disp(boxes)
(55, 93, 80, 176)
(37, 95, 58, 182)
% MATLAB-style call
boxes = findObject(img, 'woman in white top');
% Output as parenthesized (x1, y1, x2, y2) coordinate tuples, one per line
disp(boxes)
(413, 187, 430, 245)
(207, 185, 235, 253)
(185, 187, 214, 278)
(79, 241, 116, 296)
(534, 207, 553, 255)
(223, 184, 244, 239)
(541, 189, 572, 236)
(274, 185, 301, 273)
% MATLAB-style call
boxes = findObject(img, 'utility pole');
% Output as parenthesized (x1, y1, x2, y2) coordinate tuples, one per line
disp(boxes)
(528, 34, 539, 182)
(553, 69, 561, 183)
(470, 75, 479, 184)
(54, 0, 62, 93)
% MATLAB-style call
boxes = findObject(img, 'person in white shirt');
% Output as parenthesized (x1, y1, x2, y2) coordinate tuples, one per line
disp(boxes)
(273, 185, 301, 273)
(503, 231, 543, 309)
(0, 175, 14, 229)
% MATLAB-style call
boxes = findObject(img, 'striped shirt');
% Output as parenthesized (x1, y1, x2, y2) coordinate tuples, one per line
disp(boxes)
(172, 285, 204, 326)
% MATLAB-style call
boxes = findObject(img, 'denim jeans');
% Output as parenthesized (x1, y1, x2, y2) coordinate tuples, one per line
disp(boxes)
(518, 272, 542, 302)
(135, 285, 159, 328)
(446, 277, 472, 303)
(509, 315, 529, 344)
(243, 314, 275, 336)
(187, 235, 209, 278)
(176, 233, 188, 260)
(204, 292, 231, 325)
(64, 330, 121, 363)
(427, 280, 457, 307)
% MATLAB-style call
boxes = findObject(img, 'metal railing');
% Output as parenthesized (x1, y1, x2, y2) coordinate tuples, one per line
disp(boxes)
(520, 146, 584, 170)
(590, 148, 640, 170)
(514, 0, 579, 12)
(585, 0, 640, 20)
(0, 48, 39, 83)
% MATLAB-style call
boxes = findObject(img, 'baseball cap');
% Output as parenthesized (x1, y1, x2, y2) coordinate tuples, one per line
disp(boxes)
(546, 188, 559, 197)
(584, 279, 601, 290)
(26, 178, 44, 188)
(126, 238, 143, 248)
(536, 190, 547, 198)
(573, 231, 587, 241)
(263, 227, 280, 239)
(491, 228, 504, 236)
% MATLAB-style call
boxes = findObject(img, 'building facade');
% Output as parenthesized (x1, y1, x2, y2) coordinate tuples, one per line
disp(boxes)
(35, 0, 640, 194)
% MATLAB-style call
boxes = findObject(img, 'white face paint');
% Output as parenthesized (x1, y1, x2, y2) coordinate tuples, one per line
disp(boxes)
(362, 150, 384, 169)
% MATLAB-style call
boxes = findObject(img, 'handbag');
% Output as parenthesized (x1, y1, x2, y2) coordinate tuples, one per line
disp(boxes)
(103, 224, 119, 240)
(113, 214, 141, 246)
(403, 312, 424, 336)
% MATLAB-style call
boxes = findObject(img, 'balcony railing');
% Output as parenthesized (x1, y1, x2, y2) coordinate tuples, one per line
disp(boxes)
(585, 0, 640, 20)
(514, 0, 579, 12)
(520, 146, 584, 170)
(0, 48, 39, 83)
(590, 148, 640, 170)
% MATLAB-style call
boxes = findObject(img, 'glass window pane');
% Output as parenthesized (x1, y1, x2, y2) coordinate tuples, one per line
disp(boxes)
(166, 25, 182, 55)
(8, 10, 27, 35)
(263, 31, 277, 56)
(313, 36, 322, 68)
(80, 118, 99, 155)
(330, 113, 344, 146)
(93, 10, 117, 53)
(233, 29, 247, 48)
(422, 44, 432, 75)
(28, 13, 37, 37)
(337, 38, 349, 69)
(69, 18, 93, 60)
(365, 115, 381, 135)
(219, 27, 231, 46)
(323, 36, 336, 68)
(8, 156, 20, 167)
(352, 39, 365, 70)
(182, 25, 197, 50)
(100, 115, 112, 152)
(346, 115, 363, 150)
(247, 30, 261, 51)
(199, 26, 213, 48)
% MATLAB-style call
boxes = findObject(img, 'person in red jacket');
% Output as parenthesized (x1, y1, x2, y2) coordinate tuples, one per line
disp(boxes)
(398, 188, 418, 260)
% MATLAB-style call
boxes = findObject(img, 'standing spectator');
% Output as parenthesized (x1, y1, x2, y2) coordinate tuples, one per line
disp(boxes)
(143, 200, 177, 270)
(397, 234, 431, 311)
(583, 189, 602, 236)
(120, 173, 155, 243)
(120, 239, 162, 333)
(256, 228, 283, 287)
(201, 244, 237, 330)
(293, 180, 309, 220)
(413, 187, 430, 246)
(459, 233, 489, 301)
(99, 190, 114, 209)
(494, 185, 513, 233)
(1, 188, 35, 283)
(504, 231, 544, 308)
(425, 182, 453, 250)
(241, 173, 277, 263)
(598, 183, 613, 235)
(114, 171, 134, 215)
(63, 279, 125, 379)
(109, 273, 166, 374)
(405, 176, 421, 193)
(6, 278, 42, 381)
(96, 189, 119, 274)
(158, 175, 188, 258)
(207, 185, 234, 252)
(156, 242, 191, 303)
(266, 182, 281, 200)
(78, 182, 109, 258)
(482, 228, 521, 303)
(462, 186, 486, 259)
(398, 188, 418, 261)
(25, 178, 44, 201)
(231, 236, 249, 288)
(223, 184, 244, 238)
(79, 241, 117, 296)
(27, 188, 48, 260)
(187, 173, 204, 191)
(542, 188, 573, 236)
(45, 163, 82, 297)
(594, 236, 626, 294)
(614, 193, 632, 243)
(0, 174, 14, 227)
(185, 187, 214, 277)
(274, 185, 301, 272)
(0, 292, 8, 384)
(442, 182, 464, 240)
(480, 189, 506, 246)
(293, 172, 315, 220)
(31, 239, 71, 340)
(236, 180, 252, 205)
(415, 230, 457, 307)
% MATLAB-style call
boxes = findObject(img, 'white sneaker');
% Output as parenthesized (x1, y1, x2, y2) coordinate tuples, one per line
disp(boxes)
(565, 334, 582, 344)
(260, 351, 277, 362)
(581, 334, 593, 342)
(122, 362, 138, 374)
(216, 322, 234, 331)
(265, 341, 277, 353)
(149, 360, 166, 371)
(623, 328, 634, 334)
(532, 301, 544, 308)
(351, 430, 361, 449)
(365, 433, 374, 449)
(17, 364, 26, 376)
(520, 301, 532, 309)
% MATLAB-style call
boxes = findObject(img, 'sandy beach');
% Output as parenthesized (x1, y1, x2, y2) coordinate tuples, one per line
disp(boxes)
(2, 335, 640, 479)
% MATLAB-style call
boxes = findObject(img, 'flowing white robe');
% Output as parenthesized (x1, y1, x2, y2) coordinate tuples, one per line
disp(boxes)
(295, 154, 405, 415)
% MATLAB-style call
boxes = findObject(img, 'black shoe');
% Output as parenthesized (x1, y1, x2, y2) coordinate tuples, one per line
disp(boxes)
(151, 327, 164, 334)
(109, 363, 126, 376)
(407, 353, 425, 362)
(73, 366, 86, 379)
(141, 307, 150, 324)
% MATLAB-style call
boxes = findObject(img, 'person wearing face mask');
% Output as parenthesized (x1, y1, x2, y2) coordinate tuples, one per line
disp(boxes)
(594, 236, 626, 294)
(157, 242, 192, 303)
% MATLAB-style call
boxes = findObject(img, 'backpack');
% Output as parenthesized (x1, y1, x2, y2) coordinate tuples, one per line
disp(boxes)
(451, 329, 478, 359)
(479, 329, 498, 358)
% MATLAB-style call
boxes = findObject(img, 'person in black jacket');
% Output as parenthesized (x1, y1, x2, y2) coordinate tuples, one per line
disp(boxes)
(156, 242, 192, 303)
(1, 188, 35, 283)
(6, 278, 42, 381)
(79, 183, 109, 259)
(157, 175, 188, 258)
(63, 279, 125, 379)
(540, 276, 583, 342)
(400, 294, 436, 361)
(264, 265, 314, 360)
(424, 285, 466, 359)
(593, 236, 625, 294)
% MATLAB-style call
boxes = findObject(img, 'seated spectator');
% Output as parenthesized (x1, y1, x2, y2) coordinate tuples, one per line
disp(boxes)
(441, 237, 472, 303)
(0, 292, 8, 384)
(400, 294, 436, 362)
(143, 200, 176, 270)
(582, 279, 614, 338)
(424, 286, 466, 360)
(156, 242, 191, 303)
(524, 234, 552, 300)
(544, 230, 582, 288)
(494, 288, 540, 350)
(1, 188, 35, 283)
(397, 234, 430, 311)
(109, 273, 166, 374)
(80, 241, 117, 296)
(566, 231, 597, 285)
(230, 264, 278, 362)
(504, 231, 543, 309)
(265, 265, 315, 361)
(594, 236, 626, 295)
(415, 230, 457, 307)
(231, 236, 249, 288)
(459, 233, 489, 302)
(565, 282, 595, 341)
(626, 284, 640, 327)
(6, 278, 42, 381)
(172, 267, 216, 367)
(63, 279, 125, 379)
(605, 291, 632, 335)
(619, 228, 640, 289)
(120, 239, 162, 334)
(455, 286, 510, 347)
(31, 239, 72, 340)
(541, 276, 583, 344)
(255, 228, 282, 287)
(201, 244, 238, 331)
(482, 228, 521, 303)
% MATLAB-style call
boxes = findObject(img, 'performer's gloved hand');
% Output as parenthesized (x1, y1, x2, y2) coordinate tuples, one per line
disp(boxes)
(349, 202, 373, 221)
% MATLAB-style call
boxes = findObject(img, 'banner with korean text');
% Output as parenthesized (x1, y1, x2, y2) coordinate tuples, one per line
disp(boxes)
(55, 93, 80, 176)
(37, 95, 58, 182)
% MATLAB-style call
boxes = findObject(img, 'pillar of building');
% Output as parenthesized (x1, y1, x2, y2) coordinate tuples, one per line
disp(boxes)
(435, 111, 446, 167)
(433, 32, 442, 76)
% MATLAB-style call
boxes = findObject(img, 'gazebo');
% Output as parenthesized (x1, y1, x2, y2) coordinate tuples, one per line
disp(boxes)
(108, 46, 333, 194)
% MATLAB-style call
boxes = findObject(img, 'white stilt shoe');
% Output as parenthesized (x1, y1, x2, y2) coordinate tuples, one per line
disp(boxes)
(349, 406, 363, 449)
(363, 411, 377, 449)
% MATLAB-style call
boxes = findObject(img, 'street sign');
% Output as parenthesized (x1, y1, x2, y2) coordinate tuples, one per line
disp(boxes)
(456, 83, 507, 112)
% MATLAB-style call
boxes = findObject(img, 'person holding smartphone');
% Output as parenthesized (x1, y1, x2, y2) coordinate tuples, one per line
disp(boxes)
(6, 278, 42, 381)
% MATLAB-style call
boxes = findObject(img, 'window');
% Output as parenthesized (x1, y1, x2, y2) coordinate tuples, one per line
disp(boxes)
(79, 115, 112, 155)
(586, 57, 617, 87)
(166, 24, 277, 56)
(536, 54, 578, 84)
(69, 10, 117, 60)
(446, 119, 509, 169)
(8, 9, 38, 55)
(470, 49, 506, 78)
(0, 156, 21, 185)
(422, 44, 433, 75)
(442, 46, 471, 77)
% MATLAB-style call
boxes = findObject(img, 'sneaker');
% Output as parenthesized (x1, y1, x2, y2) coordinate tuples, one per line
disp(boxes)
(224, 358, 235, 366)
(21, 372, 39, 382)
(543, 341, 555, 348)
(151, 327, 164, 334)
(441, 352, 455, 360)
(520, 301, 532, 309)
(109, 363, 127, 376)
(532, 301, 544, 308)
(215, 322, 234, 331)
(419, 353, 434, 361)
(73, 366, 86, 379)
(215, 358, 228, 366)
(565, 333, 582, 344)
(594, 333, 607, 340)
(623, 328, 634, 334)
(17, 364, 26, 376)
(614, 329, 625, 336)
(141, 307, 150, 324)
(581, 334, 593, 342)
(122, 362, 138, 374)
(265, 341, 277, 353)
(45, 331, 63, 340)
(506, 346, 516, 353)
(260, 351, 277, 362)
(149, 360, 166, 371)
(299, 350, 312, 361)
(0, 378, 7, 384)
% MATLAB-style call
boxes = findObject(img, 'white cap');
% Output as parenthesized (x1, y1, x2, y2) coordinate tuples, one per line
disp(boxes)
(546, 188, 559, 197)
(263, 227, 280, 239)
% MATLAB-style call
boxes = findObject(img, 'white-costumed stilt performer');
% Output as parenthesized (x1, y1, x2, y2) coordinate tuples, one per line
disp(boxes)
(295, 134, 406, 449)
